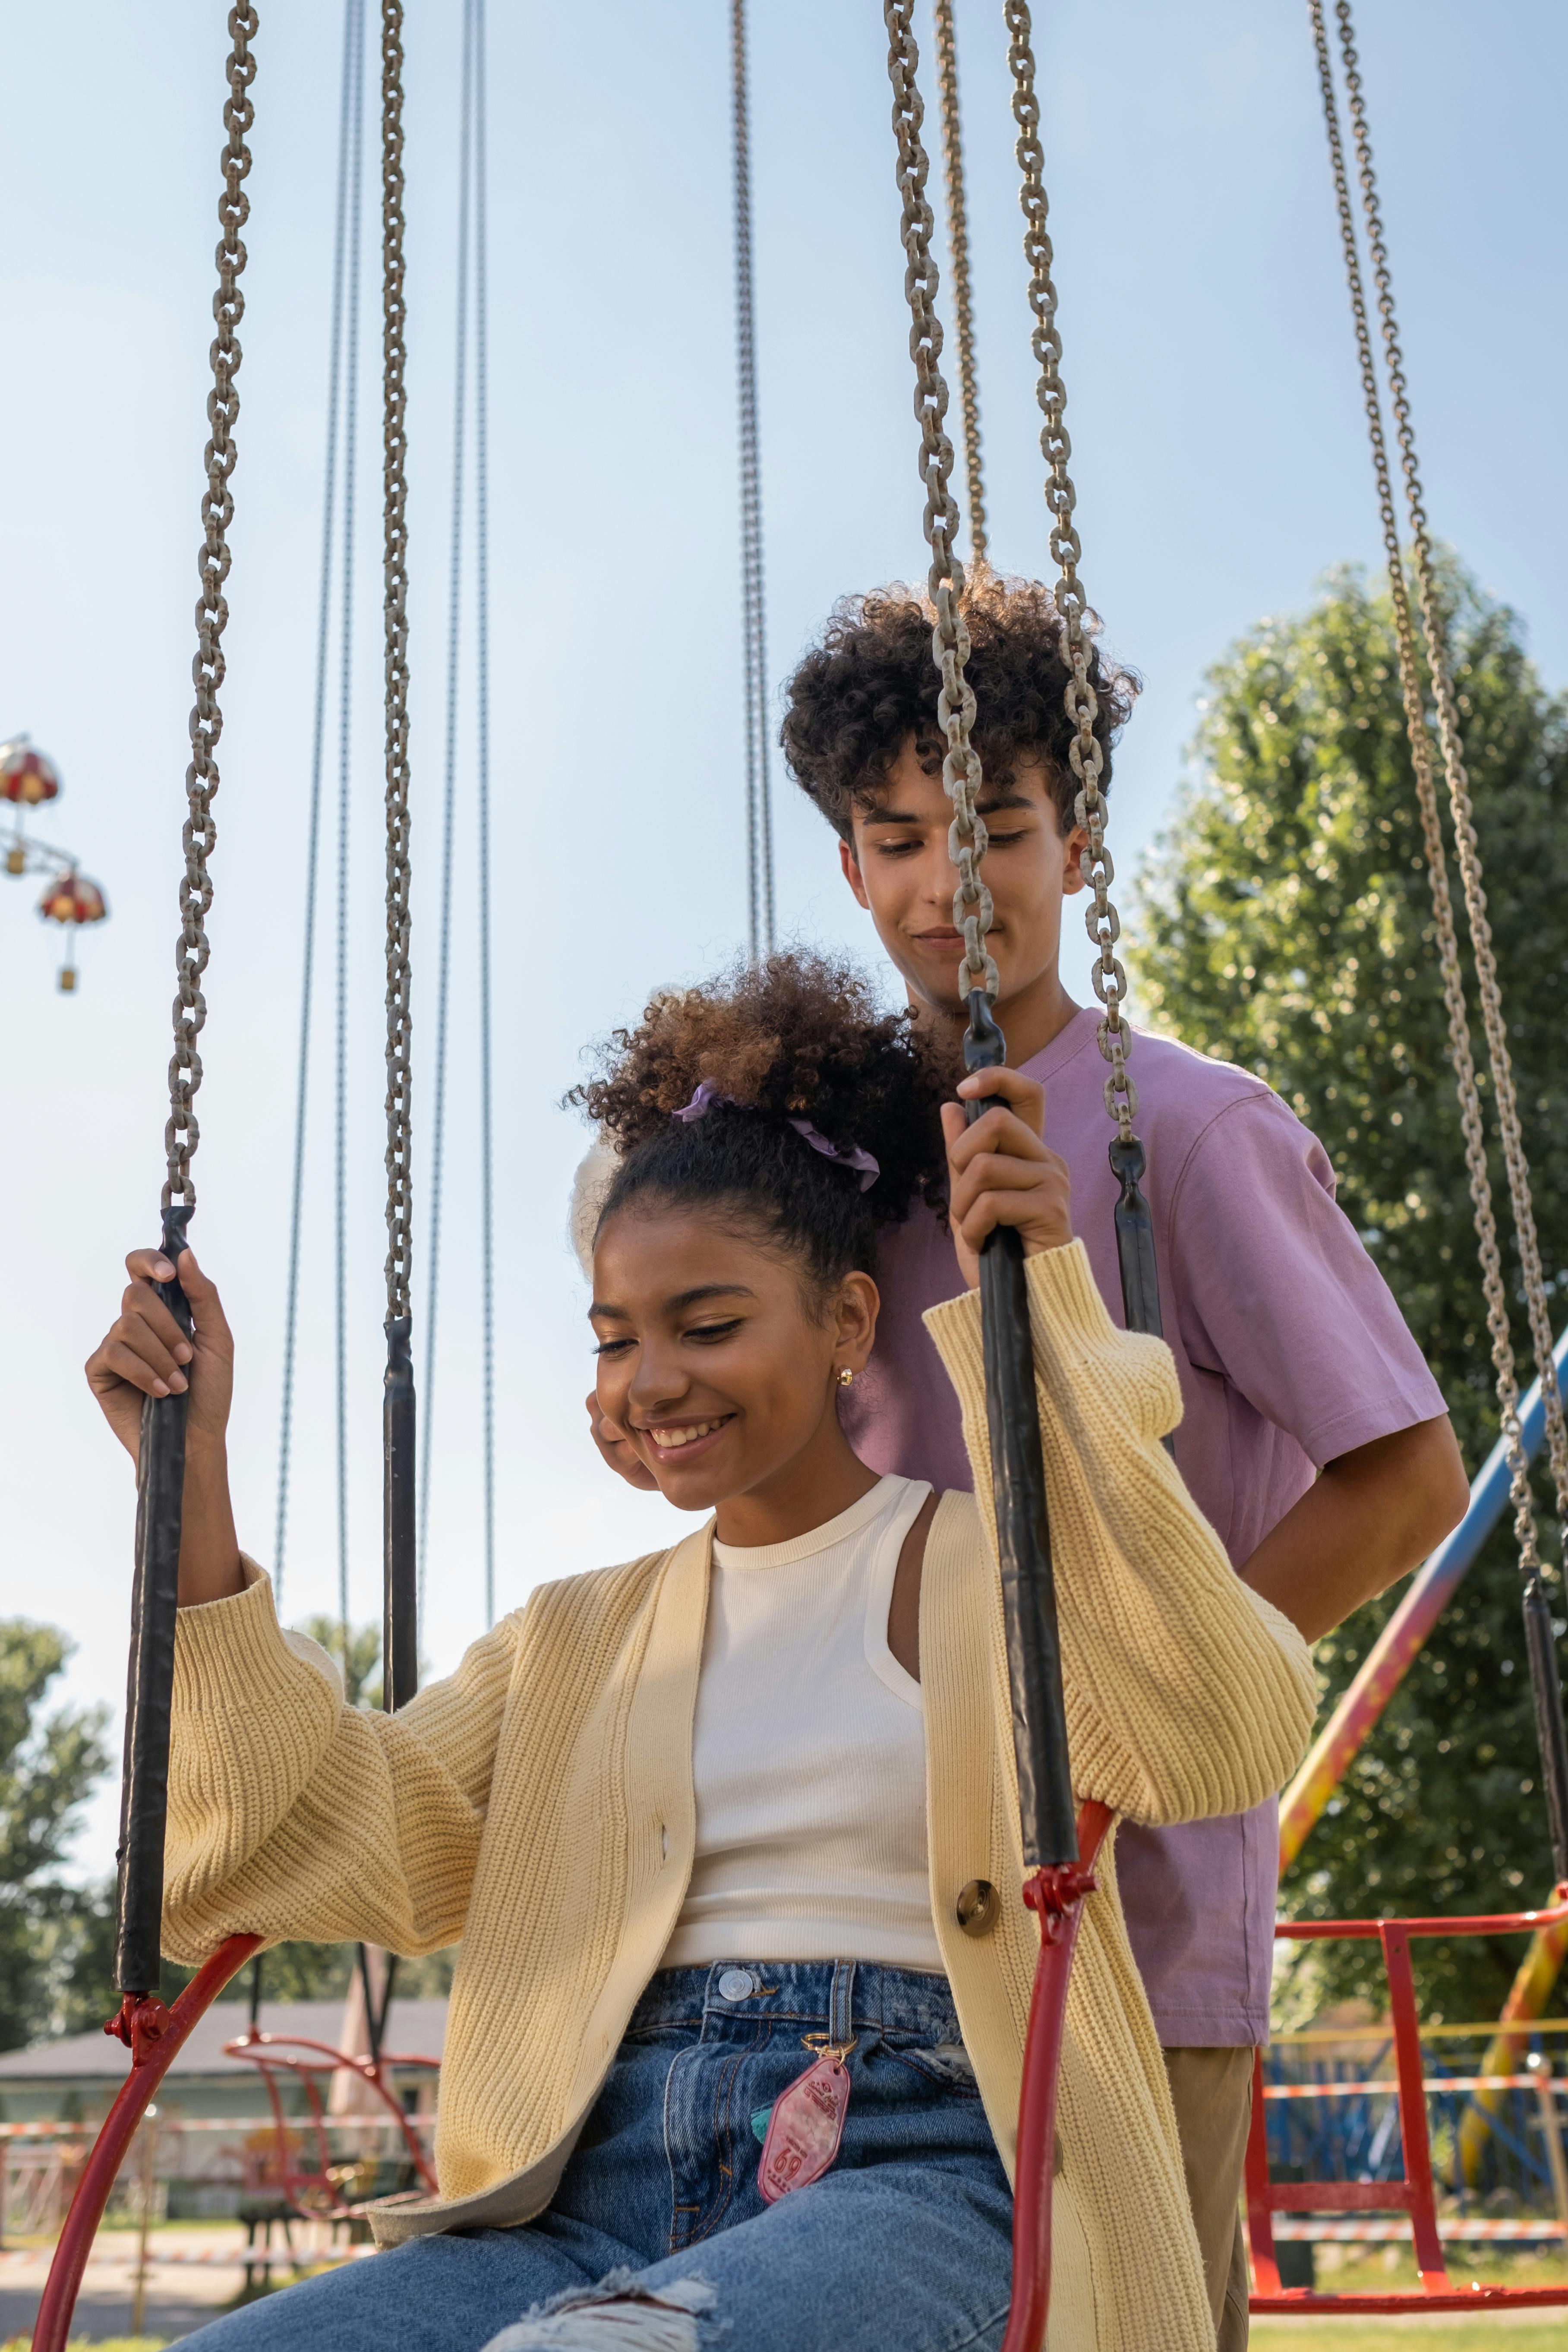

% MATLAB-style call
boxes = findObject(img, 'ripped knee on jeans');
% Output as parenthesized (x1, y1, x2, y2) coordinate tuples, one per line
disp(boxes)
(480, 2268, 720, 2352)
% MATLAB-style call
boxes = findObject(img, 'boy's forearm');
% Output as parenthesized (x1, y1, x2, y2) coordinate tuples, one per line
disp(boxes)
(1240, 1414, 1469, 1643)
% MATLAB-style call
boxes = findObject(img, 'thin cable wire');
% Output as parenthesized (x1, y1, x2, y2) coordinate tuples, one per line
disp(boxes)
(418, 0, 475, 1599)
(731, 0, 773, 958)
(275, 0, 361, 1608)
(474, 0, 495, 1630)
(335, 0, 366, 1647)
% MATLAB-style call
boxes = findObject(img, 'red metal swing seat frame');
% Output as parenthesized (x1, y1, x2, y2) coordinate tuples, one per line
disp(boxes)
(221, 2023, 439, 2219)
(35, 1800, 1111, 2352)
(1247, 1889, 1568, 2316)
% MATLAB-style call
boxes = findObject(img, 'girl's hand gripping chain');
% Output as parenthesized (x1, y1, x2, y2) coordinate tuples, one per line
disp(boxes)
(85, 1247, 244, 1606)
(941, 1066, 1073, 1290)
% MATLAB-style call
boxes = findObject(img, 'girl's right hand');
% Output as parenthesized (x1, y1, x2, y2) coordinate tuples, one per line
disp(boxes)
(86, 1245, 234, 1463)
(85, 1245, 244, 1606)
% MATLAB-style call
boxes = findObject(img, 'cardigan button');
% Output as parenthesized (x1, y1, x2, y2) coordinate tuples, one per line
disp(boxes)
(956, 1879, 999, 1937)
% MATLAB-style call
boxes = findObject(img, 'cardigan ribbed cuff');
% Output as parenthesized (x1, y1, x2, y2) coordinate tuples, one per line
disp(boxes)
(922, 1238, 1113, 1389)
(171, 1556, 331, 1719)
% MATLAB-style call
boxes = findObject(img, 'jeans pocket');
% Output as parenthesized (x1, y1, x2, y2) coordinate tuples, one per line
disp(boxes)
(880, 2036, 981, 2094)
(621, 2017, 702, 2049)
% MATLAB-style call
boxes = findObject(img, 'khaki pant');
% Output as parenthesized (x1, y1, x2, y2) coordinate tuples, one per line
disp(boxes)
(1163, 2046, 1253, 2352)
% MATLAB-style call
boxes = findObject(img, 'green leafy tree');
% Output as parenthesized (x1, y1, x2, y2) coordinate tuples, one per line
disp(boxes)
(1130, 559, 1568, 2021)
(298, 1614, 383, 1711)
(0, 1622, 111, 2048)
(35, 1618, 451, 2036)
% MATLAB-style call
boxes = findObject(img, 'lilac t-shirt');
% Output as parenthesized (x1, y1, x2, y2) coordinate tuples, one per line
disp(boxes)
(841, 1006, 1445, 2046)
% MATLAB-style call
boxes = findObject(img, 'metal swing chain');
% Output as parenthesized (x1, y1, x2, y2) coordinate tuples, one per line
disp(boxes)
(164, 6, 259, 1209)
(932, 0, 986, 571)
(1306, 1, 1541, 1580)
(1002, 2, 1133, 1142)
(381, 0, 412, 1326)
(883, 0, 994, 1003)
(882, 53, 1086, 2345)
(1330, 0, 1568, 1550)
(731, 0, 775, 960)
(379, 0, 418, 1716)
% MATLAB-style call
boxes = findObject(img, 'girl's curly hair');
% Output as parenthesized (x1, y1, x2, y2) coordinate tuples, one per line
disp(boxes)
(780, 571, 1139, 838)
(571, 952, 956, 1296)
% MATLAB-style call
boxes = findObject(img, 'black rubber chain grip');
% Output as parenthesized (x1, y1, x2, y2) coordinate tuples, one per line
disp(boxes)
(115, 1203, 196, 1996)
(964, 993, 1077, 1872)
(1523, 1578, 1568, 1885)
(1108, 1134, 1175, 1459)
(382, 1313, 418, 1714)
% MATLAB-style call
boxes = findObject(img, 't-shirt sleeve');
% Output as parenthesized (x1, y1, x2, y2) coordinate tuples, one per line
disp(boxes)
(1170, 1091, 1447, 1468)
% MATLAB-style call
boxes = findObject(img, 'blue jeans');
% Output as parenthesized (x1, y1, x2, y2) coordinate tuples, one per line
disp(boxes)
(179, 1961, 1014, 2351)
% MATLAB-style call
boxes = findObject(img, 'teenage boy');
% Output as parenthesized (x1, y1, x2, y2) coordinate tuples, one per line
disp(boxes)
(590, 574, 1468, 2348)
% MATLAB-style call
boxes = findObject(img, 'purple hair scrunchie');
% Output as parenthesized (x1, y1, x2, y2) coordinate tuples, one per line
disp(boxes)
(672, 1079, 880, 1192)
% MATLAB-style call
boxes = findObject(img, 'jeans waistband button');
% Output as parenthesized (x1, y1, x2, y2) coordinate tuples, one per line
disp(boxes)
(717, 1967, 756, 2002)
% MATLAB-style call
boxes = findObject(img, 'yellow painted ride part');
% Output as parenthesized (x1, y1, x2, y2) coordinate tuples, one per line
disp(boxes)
(1458, 1888, 1568, 2184)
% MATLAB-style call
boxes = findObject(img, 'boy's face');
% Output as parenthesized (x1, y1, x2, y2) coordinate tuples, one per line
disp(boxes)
(839, 735, 1087, 1025)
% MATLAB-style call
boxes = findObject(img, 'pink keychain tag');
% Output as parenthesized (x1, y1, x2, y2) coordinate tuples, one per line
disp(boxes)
(757, 2038, 854, 2203)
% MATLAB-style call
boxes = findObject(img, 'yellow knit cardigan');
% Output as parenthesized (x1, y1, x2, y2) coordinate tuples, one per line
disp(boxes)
(162, 1243, 1315, 2351)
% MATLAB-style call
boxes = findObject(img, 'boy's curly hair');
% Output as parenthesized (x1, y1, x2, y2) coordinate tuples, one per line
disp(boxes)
(780, 570, 1139, 839)
(571, 952, 956, 1294)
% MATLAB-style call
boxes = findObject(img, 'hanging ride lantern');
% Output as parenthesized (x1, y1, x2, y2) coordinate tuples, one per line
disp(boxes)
(37, 868, 108, 991)
(2, 735, 62, 874)
(1, 737, 62, 807)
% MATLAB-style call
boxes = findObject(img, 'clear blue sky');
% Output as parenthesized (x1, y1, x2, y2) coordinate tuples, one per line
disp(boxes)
(2, 0, 1565, 1877)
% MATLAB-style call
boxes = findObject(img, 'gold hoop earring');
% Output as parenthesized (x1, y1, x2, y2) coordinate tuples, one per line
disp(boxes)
(837, 1367, 854, 1388)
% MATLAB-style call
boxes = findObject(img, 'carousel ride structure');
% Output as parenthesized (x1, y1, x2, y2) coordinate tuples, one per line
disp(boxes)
(1, 733, 109, 989)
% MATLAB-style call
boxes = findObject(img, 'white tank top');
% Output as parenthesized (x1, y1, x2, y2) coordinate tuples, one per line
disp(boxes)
(661, 1473, 941, 1972)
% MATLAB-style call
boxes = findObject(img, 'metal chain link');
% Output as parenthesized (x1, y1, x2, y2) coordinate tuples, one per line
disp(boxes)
(164, 6, 258, 1209)
(932, 0, 986, 570)
(1003, 1, 1133, 1137)
(1329, 0, 1568, 1547)
(381, 0, 413, 1322)
(1307, 0, 1542, 1576)
(883, 0, 996, 1003)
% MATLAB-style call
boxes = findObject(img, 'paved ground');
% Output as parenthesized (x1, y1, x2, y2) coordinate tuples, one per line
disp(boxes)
(5, 2235, 1564, 2347)
(0, 2223, 358, 2344)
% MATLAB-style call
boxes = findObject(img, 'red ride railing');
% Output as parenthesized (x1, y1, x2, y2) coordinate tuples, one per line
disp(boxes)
(222, 2027, 439, 2213)
(31, 1933, 262, 2352)
(1000, 1800, 1112, 2352)
(1246, 1891, 1568, 2317)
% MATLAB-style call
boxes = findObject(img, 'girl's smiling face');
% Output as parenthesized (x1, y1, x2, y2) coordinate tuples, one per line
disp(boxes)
(589, 1200, 879, 1538)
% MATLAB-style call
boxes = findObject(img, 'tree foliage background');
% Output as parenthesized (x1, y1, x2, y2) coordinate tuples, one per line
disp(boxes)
(0, 1621, 110, 2050)
(1130, 559, 1568, 2021)
(1, 1617, 451, 2049)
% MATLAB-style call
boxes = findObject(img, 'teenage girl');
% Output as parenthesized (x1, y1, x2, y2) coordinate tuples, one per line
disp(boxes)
(85, 953, 1315, 2352)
